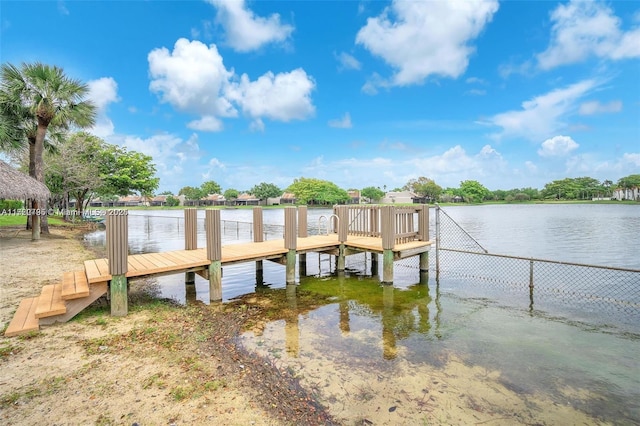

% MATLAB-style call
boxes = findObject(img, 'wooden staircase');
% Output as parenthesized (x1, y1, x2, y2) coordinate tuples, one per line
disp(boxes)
(4, 267, 108, 337)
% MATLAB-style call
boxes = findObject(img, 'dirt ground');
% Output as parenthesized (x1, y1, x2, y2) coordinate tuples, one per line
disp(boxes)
(0, 227, 335, 425)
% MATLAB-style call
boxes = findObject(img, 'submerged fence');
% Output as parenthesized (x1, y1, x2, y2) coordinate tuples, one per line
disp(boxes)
(431, 205, 640, 316)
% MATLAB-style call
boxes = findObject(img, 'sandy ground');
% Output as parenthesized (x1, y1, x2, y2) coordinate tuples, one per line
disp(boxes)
(0, 228, 304, 425)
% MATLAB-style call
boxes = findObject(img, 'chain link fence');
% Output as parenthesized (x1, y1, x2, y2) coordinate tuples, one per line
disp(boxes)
(428, 205, 640, 325)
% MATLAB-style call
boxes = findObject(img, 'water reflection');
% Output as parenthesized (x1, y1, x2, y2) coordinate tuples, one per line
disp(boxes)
(238, 262, 438, 361)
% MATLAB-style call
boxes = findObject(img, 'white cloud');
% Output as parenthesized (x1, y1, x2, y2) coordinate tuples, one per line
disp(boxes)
(58, 1, 69, 16)
(466, 89, 486, 96)
(187, 115, 224, 132)
(538, 135, 580, 157)
(486, 79, 598, 141)
(335, 52, 361, 71)
(148, 39, 315, 130)
(356, 0, 498, 88)
(208, 0, 293, 52)
(465, 77, 487, 85)
(537, 0, 640, 69)
(148, 38, 236, 119)
(87, 77, 120, 138)
(622, 152, 640, 167)
(579, 100, 622, 115)
(249, 118, 265, 133)
(88, 77, 119, 111)
(328, 112, 353, 129)
(227, 69, 315, 122)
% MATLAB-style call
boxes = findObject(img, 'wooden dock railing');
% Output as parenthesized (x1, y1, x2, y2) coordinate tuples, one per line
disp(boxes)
(333, 205, 429, 247)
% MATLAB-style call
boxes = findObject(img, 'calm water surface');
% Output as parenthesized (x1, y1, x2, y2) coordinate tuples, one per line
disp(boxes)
(84, 204, 640, 424)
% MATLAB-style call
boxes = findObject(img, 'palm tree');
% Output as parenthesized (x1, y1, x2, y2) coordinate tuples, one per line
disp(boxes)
(0, 62, 96, 239)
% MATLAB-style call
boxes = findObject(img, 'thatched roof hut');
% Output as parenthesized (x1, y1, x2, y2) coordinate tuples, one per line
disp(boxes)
(0, 160, 50, 201)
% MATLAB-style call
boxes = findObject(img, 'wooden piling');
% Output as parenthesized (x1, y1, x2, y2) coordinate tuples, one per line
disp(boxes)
(336, 206, 348, 271)
(205, 209, 222, 301)
(184, 208, 197, 249)
(297, 206, 308, 274)
(381, 206, 395, 284)
(106, 212, 128, 316)
(184, 208, 197, 284)
(253, 207, 264, 276)
(284, 207, 297, 284)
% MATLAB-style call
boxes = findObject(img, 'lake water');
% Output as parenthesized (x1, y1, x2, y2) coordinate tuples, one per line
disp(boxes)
(84, 204, 640, 424)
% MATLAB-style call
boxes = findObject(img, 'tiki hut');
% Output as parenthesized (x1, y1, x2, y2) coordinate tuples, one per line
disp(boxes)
(0, 160, 50, 240)
(0, 160, 50, 202)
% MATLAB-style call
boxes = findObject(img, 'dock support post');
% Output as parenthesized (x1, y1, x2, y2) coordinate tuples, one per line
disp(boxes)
(253, 207, 264, 280)
(205, 209, 222, 301)
(184, 208, 197, 285)
(284, 207, 297, 284)
(418, 204, 430, 281)
(298, 206, 307, 276)
(381, 206, 395, 284)
(336, 205, 348, 272)
(371, 253, 379, 277)
(106, 212, 128, 316)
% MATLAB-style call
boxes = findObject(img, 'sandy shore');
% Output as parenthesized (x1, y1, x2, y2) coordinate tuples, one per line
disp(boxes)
(0, 227, 330, 425)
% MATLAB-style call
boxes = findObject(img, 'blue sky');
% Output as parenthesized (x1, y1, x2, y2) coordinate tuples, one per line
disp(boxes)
(2, 0, 639, 194)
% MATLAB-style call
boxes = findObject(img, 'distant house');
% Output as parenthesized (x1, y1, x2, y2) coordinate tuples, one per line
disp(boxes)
(236, 193, 260, 206)
(266, 196, 281, 206)
(150, 195, 168, 206)
(202, 194, 226, 206)
(381, 191, 417, 204)
(114, 195, 150, 207)
(280, 192, 297, 204)
(347, 190, 361, 204)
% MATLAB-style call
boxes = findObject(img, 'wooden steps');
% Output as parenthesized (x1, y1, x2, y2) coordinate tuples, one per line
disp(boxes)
(61, 271, 90, 300)
(4, 297, 39, 337)
(35, 284, 66, 318)
(4, 270, 107, 337)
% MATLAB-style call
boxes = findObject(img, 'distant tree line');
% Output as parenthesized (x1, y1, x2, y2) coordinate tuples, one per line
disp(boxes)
(170, 174, 640, 206)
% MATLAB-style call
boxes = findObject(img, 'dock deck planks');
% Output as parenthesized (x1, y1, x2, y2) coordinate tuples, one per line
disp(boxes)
(80, 236, 432, 284)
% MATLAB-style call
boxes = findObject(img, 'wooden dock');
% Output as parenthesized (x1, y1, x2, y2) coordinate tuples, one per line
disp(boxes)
(5, 205, 432, 337)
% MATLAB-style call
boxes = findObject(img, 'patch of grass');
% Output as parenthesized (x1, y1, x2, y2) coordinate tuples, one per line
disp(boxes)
(0, 376, 67, 408)
(142, 373, 167, 390)
(95, 414, 114, 426)
(203, 379, 226, 392)
(0, 392, 20, 407)
(170, 384, 196, 401)
(0, 342, 21, 358)
(17, 330, 41, 340)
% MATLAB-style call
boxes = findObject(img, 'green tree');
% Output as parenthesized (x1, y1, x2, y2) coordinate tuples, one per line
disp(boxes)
(459, 180, 491, 203)
(159, 190, 173, 195)
(616, 174, 640, 200)
(165, 195, 180, 207)
(361, 186, 385, 202)
(0, 62, 96, 239)
(179, 186, 205, 201)
(286, 177, 349, 205)
(250, 182, 282, 200)
(201, 180, 222, 195)
(45, 132, 104, 218)
(99, 145, 159, 198)
(224, 188, 239, 200)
